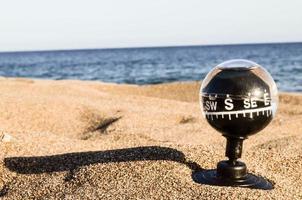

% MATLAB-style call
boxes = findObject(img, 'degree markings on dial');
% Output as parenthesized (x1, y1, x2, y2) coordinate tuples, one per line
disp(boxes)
(204, 106, 273, 120)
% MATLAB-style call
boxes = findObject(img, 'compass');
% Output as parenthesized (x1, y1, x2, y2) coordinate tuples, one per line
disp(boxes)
(193, 59, 278, 190)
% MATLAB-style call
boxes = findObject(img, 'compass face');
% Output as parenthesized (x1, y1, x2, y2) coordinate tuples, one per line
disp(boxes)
(200, 60, 278, 138)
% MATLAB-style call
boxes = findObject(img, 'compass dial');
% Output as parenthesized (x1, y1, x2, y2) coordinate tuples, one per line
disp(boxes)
(200, 59, 278, 138)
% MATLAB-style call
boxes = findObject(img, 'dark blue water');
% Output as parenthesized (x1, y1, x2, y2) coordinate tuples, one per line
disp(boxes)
(0, 43, 301, 92)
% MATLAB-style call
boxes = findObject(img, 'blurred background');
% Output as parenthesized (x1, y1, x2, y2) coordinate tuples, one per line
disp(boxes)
(0, 0, 301, 91)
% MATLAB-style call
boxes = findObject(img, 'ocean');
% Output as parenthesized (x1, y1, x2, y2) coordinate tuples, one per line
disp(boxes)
(0, 43, 301, 92)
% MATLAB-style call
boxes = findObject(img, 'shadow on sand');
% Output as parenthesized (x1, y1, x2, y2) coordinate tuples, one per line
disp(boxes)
(4, 146, 202, 175)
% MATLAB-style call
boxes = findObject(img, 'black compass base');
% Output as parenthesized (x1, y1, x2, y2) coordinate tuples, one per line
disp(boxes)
(192, 169, 273, 190)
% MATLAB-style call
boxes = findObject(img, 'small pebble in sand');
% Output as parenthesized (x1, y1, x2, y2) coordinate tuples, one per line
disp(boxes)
(1, 133, 12, 143)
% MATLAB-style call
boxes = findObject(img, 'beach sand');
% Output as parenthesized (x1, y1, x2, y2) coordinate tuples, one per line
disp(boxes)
(0, 78, 301, 199)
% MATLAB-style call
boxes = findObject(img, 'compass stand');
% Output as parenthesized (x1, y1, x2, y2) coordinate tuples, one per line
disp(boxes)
(193, 137, 273, 190)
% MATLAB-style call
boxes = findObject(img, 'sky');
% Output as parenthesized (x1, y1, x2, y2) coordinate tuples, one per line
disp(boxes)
(0, 0, 302, 52)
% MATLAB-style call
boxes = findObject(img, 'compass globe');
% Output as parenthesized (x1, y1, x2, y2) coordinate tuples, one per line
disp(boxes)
(193, 59, 278, 190)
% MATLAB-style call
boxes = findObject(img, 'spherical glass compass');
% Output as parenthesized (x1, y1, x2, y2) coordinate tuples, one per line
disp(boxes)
(193, 59, 278, 190)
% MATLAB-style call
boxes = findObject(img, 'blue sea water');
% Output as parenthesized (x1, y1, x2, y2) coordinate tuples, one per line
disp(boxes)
(0, 43, 301, 92)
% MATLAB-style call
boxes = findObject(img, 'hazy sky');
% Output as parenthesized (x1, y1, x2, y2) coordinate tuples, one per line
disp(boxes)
(0, 0, 302, 51)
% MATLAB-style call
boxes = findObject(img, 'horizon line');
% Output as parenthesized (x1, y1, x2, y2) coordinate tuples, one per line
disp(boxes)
(1, 41, 302, 54)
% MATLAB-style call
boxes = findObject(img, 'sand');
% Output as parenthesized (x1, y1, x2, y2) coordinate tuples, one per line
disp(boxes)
(0, 78, 301, 199)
